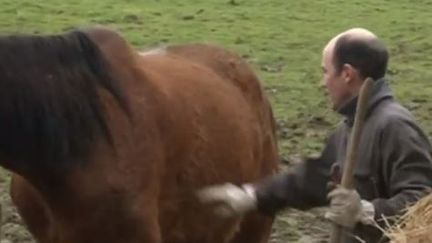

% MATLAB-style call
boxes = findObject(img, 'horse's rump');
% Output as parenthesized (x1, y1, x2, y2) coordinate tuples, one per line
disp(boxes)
(136, 43, 279, 243)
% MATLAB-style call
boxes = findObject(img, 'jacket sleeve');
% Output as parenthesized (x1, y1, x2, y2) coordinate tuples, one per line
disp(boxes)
(371, 118, 432, 224)
(253, 129, 341, 215)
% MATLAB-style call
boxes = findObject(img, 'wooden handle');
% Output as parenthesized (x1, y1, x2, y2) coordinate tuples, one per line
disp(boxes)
(329, 77, 374, 243)
(0, 201, 2, 241)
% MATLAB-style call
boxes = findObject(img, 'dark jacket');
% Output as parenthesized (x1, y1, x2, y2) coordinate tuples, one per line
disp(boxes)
(254, 79, 432, 243)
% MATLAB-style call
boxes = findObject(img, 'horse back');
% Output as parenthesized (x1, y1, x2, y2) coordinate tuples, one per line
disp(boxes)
(166, 43, 279, 173)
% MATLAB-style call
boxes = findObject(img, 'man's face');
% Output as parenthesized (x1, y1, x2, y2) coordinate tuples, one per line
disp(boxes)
(320, 48, 351, 110)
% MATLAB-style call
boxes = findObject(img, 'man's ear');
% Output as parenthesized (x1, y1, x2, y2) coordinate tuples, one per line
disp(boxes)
(341, 64, 356, 84)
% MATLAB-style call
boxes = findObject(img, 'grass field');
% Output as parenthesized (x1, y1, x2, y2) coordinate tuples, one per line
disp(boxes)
(0, 0, 431, 242)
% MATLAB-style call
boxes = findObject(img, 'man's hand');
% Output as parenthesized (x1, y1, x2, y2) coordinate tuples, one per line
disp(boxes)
(196, 183, 257, 218)
(325, 186, 375, 228)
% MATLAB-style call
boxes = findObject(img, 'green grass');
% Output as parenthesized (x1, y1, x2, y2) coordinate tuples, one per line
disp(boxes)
(0, 0, 431, 242)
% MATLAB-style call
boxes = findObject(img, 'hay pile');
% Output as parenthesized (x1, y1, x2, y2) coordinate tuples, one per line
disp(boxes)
(383, 193, 432, 243)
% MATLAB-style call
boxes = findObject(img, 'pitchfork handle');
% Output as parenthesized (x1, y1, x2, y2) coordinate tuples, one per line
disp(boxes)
(329, 78, 374, 243)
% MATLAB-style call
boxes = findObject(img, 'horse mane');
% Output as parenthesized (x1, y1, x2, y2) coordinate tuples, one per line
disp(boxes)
(0, 29, 130, 172)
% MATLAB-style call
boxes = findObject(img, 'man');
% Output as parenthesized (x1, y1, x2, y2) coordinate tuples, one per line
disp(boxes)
(197, 28, 432, 243)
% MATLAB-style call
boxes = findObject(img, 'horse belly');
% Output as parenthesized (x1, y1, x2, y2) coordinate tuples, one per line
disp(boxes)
(158, 111, 273, 243)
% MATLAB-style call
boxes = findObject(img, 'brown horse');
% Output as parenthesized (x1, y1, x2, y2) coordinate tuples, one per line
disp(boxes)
(0, 27, 279, 243)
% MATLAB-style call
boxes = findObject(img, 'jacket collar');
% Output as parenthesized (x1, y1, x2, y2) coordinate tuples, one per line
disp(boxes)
(337, 78, 393, 126)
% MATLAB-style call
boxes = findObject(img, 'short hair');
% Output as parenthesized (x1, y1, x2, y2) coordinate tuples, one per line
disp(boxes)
(332, 35, 389, 80)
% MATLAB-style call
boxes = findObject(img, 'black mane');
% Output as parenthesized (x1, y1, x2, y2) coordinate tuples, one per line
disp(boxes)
(0, 30, 130, 173)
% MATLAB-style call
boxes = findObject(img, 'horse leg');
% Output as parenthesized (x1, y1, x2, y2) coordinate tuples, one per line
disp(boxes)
(231, 136, 278, 243)
(230, 212, 274, 243)
(10, 174, 53, 243)
(140, 216, 162, 243)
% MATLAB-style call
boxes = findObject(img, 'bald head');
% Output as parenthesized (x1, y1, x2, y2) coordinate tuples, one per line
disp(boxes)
(323, 28, 388, 80)
(324, 28, 376, 52)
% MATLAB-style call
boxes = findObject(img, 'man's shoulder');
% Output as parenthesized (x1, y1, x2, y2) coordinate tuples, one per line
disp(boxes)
(331, 100, 422, 139)
(333, 100, 413, 130)
(371, 99, 416, 127)
(370, 100, 428, 139)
